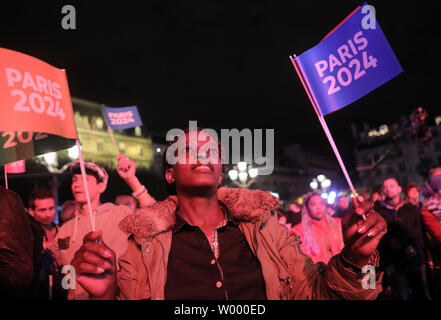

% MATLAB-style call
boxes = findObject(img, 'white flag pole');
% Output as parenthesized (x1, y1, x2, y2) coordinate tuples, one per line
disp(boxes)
(107, 126, 120, 155)
(4, 167, 8, 189)
(75, 139, 96, 231)
(101, 105, 120, 155)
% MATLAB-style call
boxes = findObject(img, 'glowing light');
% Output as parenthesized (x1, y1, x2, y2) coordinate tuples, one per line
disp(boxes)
(310, 181, 319, 190)
(228, 169, 238, 181)
(317, 175, 325, 182)
(248, 168, 258, 178)
(68, 145, 79, 160)
(95, 117, 104, 129)
(238, 172, 248, 183)
(321, 193, 328, 199)
(43, 152, 57, 166)
(156, 147, 162, 153)
(322, 179, 331, 189)
(237, 162, 247, 172)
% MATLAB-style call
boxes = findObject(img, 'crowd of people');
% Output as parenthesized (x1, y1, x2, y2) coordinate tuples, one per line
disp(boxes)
(277, 169, 441, 300)
(1, 128, 439, 300)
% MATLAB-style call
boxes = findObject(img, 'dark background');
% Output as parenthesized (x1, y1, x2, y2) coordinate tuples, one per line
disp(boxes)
(1, 0, 440, 203)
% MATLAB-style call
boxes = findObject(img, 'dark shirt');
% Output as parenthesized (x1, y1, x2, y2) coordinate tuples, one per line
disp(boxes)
(164, 206, 267, 300)
(374, 201, 426, 267)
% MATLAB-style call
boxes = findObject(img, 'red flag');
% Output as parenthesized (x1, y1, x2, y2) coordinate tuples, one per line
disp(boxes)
(4, 160, 26, 173)
(0, 48, 78, 139)
(0, 48, 78, 165)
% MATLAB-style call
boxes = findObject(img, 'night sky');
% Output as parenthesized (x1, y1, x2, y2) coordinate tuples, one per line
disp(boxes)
(1, 1, 439, 168)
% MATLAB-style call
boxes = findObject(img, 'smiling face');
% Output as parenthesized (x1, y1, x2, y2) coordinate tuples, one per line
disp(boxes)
(165, 131, 223, 196)
(306, 194, 327, 220)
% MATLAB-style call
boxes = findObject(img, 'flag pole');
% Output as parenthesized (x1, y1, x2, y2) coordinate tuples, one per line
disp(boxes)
(101, 104, 120, 155)
(290, 55, 358, 198)
(4, 167, 8, 189)
(75, 139, 96, 231)
(107, 126, 120, 155)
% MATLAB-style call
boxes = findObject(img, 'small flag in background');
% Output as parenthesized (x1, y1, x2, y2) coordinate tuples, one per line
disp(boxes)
(103, 106, 143, 130)
(294, 3, 403, 116)
(4, 160, 26, 174)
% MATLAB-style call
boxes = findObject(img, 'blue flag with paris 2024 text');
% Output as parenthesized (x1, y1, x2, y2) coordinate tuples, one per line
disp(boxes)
(103, 106, 143, 130)
(295, 3, 403, 117)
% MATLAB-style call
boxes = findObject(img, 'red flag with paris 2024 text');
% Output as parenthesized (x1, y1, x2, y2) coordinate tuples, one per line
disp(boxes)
(0, 48, 78, 165)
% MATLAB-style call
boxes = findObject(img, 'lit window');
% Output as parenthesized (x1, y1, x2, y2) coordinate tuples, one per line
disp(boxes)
(95, 117, 104, 130)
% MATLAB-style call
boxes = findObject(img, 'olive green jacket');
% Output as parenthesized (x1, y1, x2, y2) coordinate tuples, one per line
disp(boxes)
(117, 187, 381, 300)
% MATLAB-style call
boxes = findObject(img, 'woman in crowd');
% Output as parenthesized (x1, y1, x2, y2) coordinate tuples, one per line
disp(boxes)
(292, 192, 344, 264)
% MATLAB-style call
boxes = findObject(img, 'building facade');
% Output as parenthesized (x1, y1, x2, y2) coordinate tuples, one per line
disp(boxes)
(352, 114, 441, 191)
(58, 97, 155, 170)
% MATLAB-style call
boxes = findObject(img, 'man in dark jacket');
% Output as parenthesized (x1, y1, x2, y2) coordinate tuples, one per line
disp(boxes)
(374, 177, 431, 300)
(0, 186, 41, 299)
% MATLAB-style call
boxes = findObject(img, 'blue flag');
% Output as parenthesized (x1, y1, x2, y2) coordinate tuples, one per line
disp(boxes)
(295, 3, 403, 116)
(103, 106, 143, 130)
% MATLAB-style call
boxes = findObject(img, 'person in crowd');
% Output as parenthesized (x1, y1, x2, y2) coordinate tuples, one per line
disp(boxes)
(292, 192, 345, 264)
(0, 186, 38, 298)
(115, 154, 156, 208)
(288, 202, 302, 226)
(405, 183, 422, 210)
(333, 195, 350, 219)
(370, 191, 383, 205)
(276, 208, 300, 232)
(28, 187, 66, 300)
(115, 194, 138, 211)
(52, 155, 153, 299)
(28, 187, 58, 251)
(59, 200, 80, 226)
(420, 168, 441, 299)
(374, 177, 431, 300)
(70, 128, 387, 300)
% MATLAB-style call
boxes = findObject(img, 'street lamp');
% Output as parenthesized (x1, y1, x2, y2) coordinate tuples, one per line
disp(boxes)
(310, 174, 332, 192)
(310, 174, 337, 205)
(228, 161, 258, 188)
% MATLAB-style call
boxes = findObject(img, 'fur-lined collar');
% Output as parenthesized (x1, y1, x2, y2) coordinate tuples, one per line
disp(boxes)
(119, 187, 279, 241)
